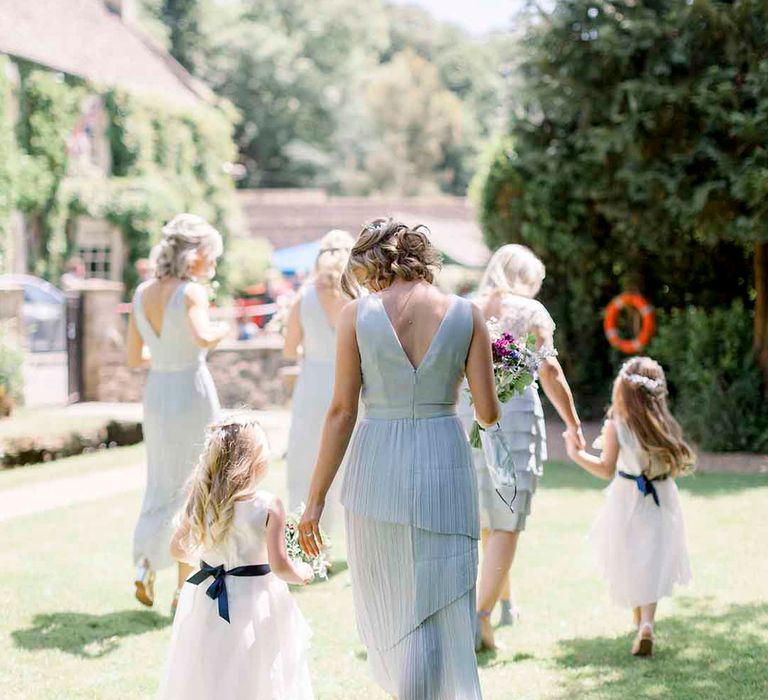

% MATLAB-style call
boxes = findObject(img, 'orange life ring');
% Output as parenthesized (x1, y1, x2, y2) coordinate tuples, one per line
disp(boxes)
(603, 293, 656, 354)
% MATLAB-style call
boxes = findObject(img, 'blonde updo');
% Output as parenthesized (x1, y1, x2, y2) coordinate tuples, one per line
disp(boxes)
(342, 218, 442, 296)
(478, 244, 545, 299)
(314, 229, 355, 291)
(151, 214, 223, 280)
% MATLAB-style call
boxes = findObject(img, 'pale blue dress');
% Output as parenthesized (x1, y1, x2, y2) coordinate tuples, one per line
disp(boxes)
(132, 281, 220, 569)
(341, 294, 482, 699)
(286, 284, 339, 521)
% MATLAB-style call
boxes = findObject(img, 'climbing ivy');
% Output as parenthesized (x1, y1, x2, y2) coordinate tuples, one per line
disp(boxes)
(1, 58, 238, 294)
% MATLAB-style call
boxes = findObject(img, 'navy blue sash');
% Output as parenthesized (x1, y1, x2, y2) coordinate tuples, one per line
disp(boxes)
(187, 561, 271, 623)
(618, 471, 666, 506)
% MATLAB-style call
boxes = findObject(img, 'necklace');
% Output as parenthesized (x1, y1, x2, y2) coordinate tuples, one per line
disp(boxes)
(388, 282, 421, 328)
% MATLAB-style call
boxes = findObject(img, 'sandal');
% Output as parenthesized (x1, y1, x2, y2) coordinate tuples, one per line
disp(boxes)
(134, 558, 156, 607)
(632, 623, 654, 657)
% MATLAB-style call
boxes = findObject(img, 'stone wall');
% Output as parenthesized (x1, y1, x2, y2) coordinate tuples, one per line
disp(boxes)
(97, 332, 290, 409)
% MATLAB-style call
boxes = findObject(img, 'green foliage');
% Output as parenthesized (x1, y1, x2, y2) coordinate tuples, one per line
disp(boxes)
(649, 303, 768, 453)
(152, 0, 510, 194)
(160, 0, 202, 74)
(0, 56, 17, 271)
(475, 0, 767, 420)
(225, 237, 273, 294)
(0, 322, 24, 405)
(4, 63, 238, 294)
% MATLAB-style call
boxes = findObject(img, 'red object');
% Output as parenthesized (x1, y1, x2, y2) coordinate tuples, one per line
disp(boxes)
(603, 292, 656, 354)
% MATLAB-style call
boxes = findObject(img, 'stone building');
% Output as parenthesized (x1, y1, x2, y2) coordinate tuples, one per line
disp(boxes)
(0, 0, 214, 281)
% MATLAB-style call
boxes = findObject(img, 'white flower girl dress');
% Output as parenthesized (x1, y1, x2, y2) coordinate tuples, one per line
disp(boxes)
(157, 490, 313, 700)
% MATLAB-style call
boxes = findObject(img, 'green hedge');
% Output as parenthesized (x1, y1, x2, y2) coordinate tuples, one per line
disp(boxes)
(649, 302, 768, 453)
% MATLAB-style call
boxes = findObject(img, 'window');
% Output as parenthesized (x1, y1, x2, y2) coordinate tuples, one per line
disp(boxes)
(79, 246, 112, 279)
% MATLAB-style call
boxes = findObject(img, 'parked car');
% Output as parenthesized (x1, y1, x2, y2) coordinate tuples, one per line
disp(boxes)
(0, 274, 66, 352)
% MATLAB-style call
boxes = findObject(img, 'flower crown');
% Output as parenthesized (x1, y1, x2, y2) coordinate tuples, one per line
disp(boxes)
(619, 367, 666, 395)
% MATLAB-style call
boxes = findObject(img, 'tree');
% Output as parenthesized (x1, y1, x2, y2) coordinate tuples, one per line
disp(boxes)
(476, 0, 768, 405)
(364, 50, 465, 195)
(160, 0, 202, 74)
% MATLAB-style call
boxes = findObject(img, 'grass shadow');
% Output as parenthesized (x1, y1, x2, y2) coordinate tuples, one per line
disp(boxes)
(542, 461, 768, 496)
(552, 599, 768, 700)
(12, 609, 171, 658)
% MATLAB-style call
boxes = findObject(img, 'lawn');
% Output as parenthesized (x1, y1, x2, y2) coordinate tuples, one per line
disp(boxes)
(1, 454, 767, 700)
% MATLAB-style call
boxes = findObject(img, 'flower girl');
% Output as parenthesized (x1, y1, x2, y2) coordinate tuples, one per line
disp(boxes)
(565, 357, 694, 657)
(158, 414, 315, 699)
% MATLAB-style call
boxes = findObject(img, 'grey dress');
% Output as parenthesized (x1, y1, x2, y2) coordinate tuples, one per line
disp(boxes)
(459, 293, 554, 532)
(132, 281, 220, 569)
(341, 293, 482, 700)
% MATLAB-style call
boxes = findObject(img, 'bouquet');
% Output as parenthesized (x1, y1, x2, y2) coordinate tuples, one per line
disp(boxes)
(285, 504, 331, 579)
(467, 319, 555, 449)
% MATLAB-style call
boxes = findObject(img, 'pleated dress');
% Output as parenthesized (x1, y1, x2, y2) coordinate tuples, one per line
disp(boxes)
(133, 281, 220, 569)
(285, 283, 343, 529)
(459, 293, 554, 532)
(341, 294, 482, 700)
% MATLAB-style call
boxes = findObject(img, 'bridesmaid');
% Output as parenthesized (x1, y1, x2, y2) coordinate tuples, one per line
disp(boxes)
(283, 229, 354, 531)
(468, 244, 585, 650)
(299, 219, 500, 699)
(126, 214, 227, 613)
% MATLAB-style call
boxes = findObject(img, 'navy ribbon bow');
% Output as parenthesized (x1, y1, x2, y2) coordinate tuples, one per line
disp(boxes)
(618, 471, 661, 506)
(187, 561, 271, 623)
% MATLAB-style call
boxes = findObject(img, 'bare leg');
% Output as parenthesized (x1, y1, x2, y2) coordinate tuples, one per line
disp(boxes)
(477, 530, 519, 649)
(633, 607, 641, 629)
(632, 602, 657, 656)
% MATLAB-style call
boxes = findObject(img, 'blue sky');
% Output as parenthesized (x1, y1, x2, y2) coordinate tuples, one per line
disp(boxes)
(390, 0, 525, 34)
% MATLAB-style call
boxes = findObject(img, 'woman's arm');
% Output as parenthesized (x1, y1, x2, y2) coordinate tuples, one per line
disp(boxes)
(266, 497, 314, 584)
(299, 301, 361, 557)
(537, 342, 585, 449)
(565, 419, 619, 480)
(126, 311, 148, 369)
(185, 283, 229, 349)
(465, 304, 501, 427)
(282, 296, 303, 360)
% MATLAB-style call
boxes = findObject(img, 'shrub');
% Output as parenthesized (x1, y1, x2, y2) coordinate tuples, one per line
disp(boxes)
(0, 323, 24, 414)
(649, 303, 768, 453)
(225, 237, 273, 295)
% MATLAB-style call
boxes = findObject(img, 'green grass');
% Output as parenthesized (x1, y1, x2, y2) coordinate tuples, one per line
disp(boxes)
(1, 458, 767, 699)
(0, 444, 143, 490)
(0, 407, 108, 441)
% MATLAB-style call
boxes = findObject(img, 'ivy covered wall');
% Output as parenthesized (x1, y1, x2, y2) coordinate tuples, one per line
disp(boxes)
(0, 54, 239, 294)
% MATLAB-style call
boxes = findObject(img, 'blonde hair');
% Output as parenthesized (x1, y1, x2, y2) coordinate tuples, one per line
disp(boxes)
(478, 244, 545, 298)
(342, 218, 442, 297)
(314, 229, 355, 291)
(611, 357, 695, 478)
(151, 214, 223, 280)
(181, 413, 269, 555)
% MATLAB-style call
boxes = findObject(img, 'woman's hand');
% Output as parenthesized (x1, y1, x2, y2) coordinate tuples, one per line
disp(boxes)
(565, 423, 586, 451)
(298, 500, 325, 559)
(563, 430, 581, 460)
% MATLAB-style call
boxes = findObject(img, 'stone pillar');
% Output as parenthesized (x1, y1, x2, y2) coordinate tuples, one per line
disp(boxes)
(76, 280, 124, 401)
(0, 282, 25, 346)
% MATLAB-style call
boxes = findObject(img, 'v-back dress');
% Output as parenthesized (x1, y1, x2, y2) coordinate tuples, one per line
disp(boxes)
(286, 283, 343, 529)
(157, 490, 313, 699)
(132, 281, 220, 569)
(341, 293, 482, 699)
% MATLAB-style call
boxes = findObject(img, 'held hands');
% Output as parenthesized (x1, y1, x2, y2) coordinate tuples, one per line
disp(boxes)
(565, 423, 586, 452)
(298, 500, 325, 559)
(563, 429, 582, 460)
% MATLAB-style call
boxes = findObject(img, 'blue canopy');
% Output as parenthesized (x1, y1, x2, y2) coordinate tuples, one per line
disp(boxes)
(271, 241, 320, 275)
